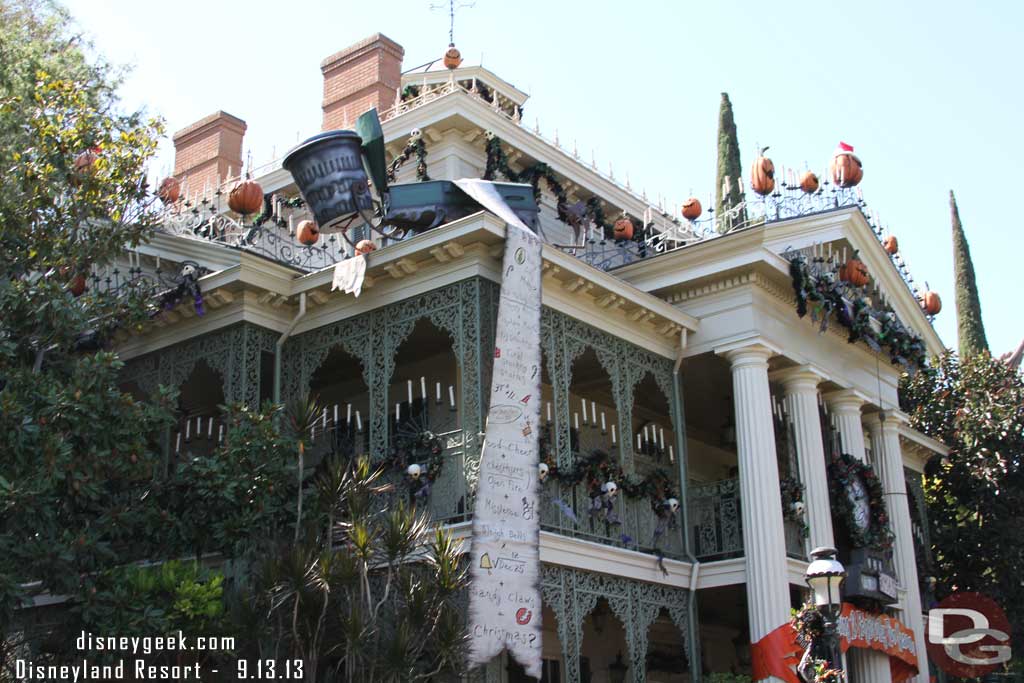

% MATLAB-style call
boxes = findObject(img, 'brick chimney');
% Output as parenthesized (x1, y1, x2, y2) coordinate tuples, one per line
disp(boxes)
(171, 111, 246, 196)
(321, 33, 404, 130)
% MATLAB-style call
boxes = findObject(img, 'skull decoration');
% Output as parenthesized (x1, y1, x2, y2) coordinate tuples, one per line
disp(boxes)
(790, 501, 806, 517)
(666, 497, 680, 514)
(602, 481, 618, 499)
(409, 128, 422, 142)
(484, 130, 495, 141)
(538, 462, 549, 482)
(406, 463, 422, 480)
(180, 263, 197, 279)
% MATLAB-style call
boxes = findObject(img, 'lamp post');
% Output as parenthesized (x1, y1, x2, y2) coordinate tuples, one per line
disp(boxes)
(805, 546, 846, 674)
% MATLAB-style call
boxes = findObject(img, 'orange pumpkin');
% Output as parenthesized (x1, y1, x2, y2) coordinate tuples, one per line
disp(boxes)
(355, 239, 376, 256)
(69, 273, 87, 297)
(830, 144, 863, 188)
(750, 152, 775, 196)
(228, 178, 264, 215)
(158, 177, 181, 203)
(681, 197, 702, 220)
(799, 171, 819, 194)
(74, 147, 100, 173)
(921, 291, 941, 316)
(613, 217, 634, 240)
(839, 258, 869, 287)
(883, 235, 898, 255)
(443, 44, 463, 69)
(297, 220, 320, 246)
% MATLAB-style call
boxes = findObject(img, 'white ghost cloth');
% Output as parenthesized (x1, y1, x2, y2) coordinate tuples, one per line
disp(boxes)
(331, 255, 366, 297)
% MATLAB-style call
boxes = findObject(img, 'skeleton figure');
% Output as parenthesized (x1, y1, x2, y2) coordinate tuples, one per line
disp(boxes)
(538, 462, 549, 482)
(653, 497, 680, 541)
(590, 481, 620, 527)
(406, 463, 431, 500)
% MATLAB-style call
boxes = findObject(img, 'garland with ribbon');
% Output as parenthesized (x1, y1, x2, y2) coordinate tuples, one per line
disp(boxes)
(386, 136, 430, 183)
(383, 428, 445, 501)
(483, 135, 646, 246)
(827, 452, 893, 551)
(786, 251, 927, 372)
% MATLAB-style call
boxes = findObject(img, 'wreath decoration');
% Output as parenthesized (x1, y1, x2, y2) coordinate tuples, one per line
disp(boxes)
(780, 476, 809, 538)
(827, 452, 893, 551)
(383, 428, 445, 501)
(786, 250, 927, 372)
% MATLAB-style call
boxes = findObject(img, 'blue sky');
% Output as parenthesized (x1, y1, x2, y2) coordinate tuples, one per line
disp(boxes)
(63, 0, 1022, 356)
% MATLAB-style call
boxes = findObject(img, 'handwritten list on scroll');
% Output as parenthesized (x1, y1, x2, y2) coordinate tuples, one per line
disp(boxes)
(465, 198, 544, 678)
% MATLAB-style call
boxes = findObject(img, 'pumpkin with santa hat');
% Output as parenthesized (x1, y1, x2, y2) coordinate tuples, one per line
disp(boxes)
(830, 141, 863, 188)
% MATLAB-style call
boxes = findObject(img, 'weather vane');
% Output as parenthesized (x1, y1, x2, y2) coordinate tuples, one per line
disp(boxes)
(430, 0, 475, 47)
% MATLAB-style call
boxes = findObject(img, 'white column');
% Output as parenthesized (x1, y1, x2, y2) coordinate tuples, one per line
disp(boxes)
(778, 368, 834, 551)
(724, 345, 791, 665)
(826, 390, 892, 683)
(869, 413, 929, 683)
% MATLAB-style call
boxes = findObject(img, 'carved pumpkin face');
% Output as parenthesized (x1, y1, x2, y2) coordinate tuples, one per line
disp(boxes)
(227, 178, 264, 215)
(443, 45, 463, 69)
(839, 258, 869, 287)
(921, 291, 941, 316)
(613, 217, 634, 240)
(158, 177, 181, 204)
(355, 239, 376, 256)
(750, 156, 776, 196)
(681, 197, 702, 220)
(297, 220, 320, 246)
(799, 171, 819, 194)
(831, 152, 863, 188)
(883, 235, 898, 255)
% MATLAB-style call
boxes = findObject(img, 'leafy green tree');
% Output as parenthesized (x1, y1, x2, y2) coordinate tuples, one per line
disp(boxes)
(0, 0, 171, 652)
(715, 92, 746, 232)
(950, 190, 989, 357)
(901, 351, 1024, 650)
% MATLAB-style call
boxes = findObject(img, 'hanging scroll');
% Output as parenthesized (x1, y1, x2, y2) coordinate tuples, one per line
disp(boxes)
(459, 179, 544, 679)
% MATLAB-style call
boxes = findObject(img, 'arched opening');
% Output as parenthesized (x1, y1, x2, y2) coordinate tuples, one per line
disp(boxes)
(307, 345, 369, 467)
(389, 319, 463, 522)
(171, 361, 225, 463)
(629, 372, 684, 558)
(505, 603, 563, 682)
(581, 598, 629, 683)
(646, 608, 690, 683)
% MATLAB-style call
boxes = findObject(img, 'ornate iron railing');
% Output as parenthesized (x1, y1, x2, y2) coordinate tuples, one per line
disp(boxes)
(688, 478, 742, 560)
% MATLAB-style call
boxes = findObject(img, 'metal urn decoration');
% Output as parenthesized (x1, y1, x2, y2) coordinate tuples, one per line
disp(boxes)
(282, 130, 373, 232)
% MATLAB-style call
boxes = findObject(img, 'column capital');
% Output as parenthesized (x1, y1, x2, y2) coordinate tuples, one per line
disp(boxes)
(823, 388, 870, 414)
(770, 365, 829, 392)
(718, 342, 777, 369)
(866, 409, 911, 435)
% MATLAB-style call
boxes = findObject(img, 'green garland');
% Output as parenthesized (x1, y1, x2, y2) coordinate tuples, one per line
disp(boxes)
(787, 251, 927, 372)
(827, 452, 894, 551)
(386, 137, 430, 183)
(780, 476, 809, 538)
(538, 425, 677, 509)
(484, 136, 645, 246)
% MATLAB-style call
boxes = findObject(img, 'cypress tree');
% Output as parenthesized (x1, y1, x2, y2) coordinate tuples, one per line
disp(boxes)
(950, 190, 989, 357)
(715, 92, 746, 232)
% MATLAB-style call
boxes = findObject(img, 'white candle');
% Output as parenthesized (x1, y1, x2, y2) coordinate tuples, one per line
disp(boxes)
(175, 433, 181, 452)
(208, 417, 213, 437)
(591, 401, 597, 426)
(185, 420, 190, 440)
(449, 385, 456, 408)
(581, 398, 587, 424)
(420, 376, 427, 401)
(669, 445, 674, 462)
(407, 380, 413, 405)
(436, 382, 442, 403)
(333, 404, 338, 424)
(660, 428, 665, 449)
(644, 424, 650, 444)
(546, 402, 552, 423)
(395, 403, 401, 423)
(600, 412, 607, 432)
(637, 433, 642, 450)
(611, 424, 617, 444)
(322, 407, 327, 429)
(346, 404, 352, 425)
(218, 425, 224, 443)
(196, 416, 202, 434)
(356, 410, 362, 431)
(574, 412, 579, 431)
